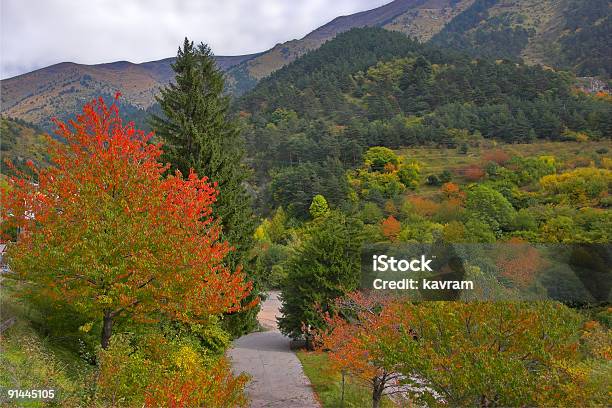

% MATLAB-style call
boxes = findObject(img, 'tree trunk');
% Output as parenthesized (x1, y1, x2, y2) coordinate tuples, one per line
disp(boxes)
(372, 376, 383, 408)
(101, 311, 113, 349)
(372, 391, 381, 408)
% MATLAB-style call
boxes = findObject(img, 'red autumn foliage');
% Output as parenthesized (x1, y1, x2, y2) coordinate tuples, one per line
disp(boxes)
(1, 96, 255, 348)
(314, 292, 401, 407)
(496, 238, 547, 288)
(462, 164, 486, 181)
(381, 215, 401, 241)
(144, 358, 248, 408)
(441, 182, 465, 200)
(407, 196, 440, 217)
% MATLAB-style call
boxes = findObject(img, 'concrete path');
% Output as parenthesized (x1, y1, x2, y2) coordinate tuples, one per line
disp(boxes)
(228, 292, 319, 408)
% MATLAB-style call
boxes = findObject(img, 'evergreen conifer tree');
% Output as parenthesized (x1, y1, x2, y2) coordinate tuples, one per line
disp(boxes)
(151, 38, 258, 336)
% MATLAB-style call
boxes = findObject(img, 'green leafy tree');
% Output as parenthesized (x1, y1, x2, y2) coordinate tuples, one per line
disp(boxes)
(398, 163, 421, 190)
(309, 194, 330, 218)
(151, 38, 257, 336)
(360, 202, 384, 224)
(378, 301, 598, 407)
(278, 212, 364, 339)
(364, 147, 398, 172)
(465, 185, 516, 233)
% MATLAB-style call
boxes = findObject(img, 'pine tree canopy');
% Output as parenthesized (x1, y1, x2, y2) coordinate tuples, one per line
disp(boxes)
(151, 38, 258, 335)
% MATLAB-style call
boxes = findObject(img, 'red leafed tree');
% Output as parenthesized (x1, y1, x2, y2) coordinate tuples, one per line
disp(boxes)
(315, 292, 403, 408)
(1, 96, 254, 348)
(381, 215, 401, 241)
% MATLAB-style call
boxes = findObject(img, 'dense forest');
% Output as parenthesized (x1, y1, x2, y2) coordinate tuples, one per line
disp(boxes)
(236, 27, 611, 217)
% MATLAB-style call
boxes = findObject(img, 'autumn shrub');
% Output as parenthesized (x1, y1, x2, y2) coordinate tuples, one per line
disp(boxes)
(495, 239, 547, 288)
(318, 296, 610, 407)
(380, 215, 401, 241)
(406, 196, 440, 217)
(97, 333, 248, 407)
(144, 358, 248, 408)
(462, 164, 486, 181)
(314, 292, 400, 408)
(440, 182, 462, 199)
(540, 167, 611, 206)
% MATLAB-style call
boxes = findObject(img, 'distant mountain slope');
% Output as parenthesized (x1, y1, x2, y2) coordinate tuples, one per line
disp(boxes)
(0, 54, 257, 129)
(226, 0, 474, 94)
(227, 0, 611, 94)
(0, 117, 49, 175)
(430, 0, 611, 76)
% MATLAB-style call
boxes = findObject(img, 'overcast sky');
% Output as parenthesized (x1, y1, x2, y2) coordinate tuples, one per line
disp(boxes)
(0, 0, 391, 79)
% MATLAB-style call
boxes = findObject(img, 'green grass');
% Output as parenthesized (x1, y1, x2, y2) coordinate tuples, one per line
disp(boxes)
(401, 141, 609, 173)
(297, 351, 396, 408)
(400, 140, 609, 170)
(0, 294, 94, 407)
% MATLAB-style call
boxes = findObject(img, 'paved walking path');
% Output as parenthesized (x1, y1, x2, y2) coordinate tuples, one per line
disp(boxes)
(228, 292, 319, 408)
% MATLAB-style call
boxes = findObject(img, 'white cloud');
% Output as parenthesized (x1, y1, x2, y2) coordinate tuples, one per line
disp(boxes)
(0, 0, 390, 79)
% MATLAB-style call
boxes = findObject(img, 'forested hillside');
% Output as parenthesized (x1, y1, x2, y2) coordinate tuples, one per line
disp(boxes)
(430, 0, 612, 77)
(237, 27, 611, 217)
(0, 117, 49, 175)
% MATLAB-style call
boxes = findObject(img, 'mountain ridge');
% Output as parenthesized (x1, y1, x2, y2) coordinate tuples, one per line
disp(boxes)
(0, 54, 259, 129)
(1, 0, 609, 128)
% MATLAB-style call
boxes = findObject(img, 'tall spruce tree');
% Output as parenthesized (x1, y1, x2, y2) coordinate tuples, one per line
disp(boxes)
(151, 38, 258, 336)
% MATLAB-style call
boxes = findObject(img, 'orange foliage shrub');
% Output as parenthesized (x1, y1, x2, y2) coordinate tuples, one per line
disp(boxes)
(314, 292, 399, 407)
(440, 182, 465, 202)
(144, 358, 248, 408)
(381, 215, 401, 241)
(407, 196, 440, 217)
(496, 239, 547, 288)
(383, 162, 397, 173)
(462, 164, 486, 181)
